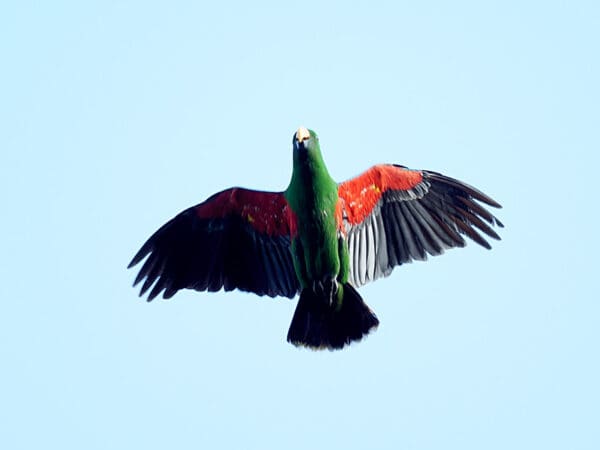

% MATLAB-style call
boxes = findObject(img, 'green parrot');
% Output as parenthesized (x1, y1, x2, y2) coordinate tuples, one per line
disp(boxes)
(129, 127, 503, 349)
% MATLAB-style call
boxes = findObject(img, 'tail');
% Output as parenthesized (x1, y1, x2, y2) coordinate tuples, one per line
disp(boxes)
(287, 283, 379, 350)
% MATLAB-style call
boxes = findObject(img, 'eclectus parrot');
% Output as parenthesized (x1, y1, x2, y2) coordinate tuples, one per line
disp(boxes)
(129, 127, 503, 350)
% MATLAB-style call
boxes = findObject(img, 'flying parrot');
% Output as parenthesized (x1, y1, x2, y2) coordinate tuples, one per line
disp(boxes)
(129, 127, 503, 350)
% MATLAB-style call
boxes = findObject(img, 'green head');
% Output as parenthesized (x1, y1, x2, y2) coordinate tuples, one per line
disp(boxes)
(287, 126, 335, 192)
(292, 127, 321, 163)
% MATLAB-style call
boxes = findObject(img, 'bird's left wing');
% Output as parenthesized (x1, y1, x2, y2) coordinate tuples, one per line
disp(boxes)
(128, 188, 299, 300)
(337, 164, 503, 287)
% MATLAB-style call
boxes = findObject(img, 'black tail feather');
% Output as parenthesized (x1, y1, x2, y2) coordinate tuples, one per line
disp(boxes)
(287, 283, 379, 350)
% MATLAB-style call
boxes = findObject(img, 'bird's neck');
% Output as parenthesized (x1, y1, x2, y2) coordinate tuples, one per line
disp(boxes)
(285, 149, 338, 216)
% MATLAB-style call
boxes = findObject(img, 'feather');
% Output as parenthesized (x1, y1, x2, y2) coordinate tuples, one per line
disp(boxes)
(358, 223, 367, 285)
(405, 201, 444, 255)
(399, 202, 428, 259)
(339, 164, 502, 288)
(129, 190, 298, 300)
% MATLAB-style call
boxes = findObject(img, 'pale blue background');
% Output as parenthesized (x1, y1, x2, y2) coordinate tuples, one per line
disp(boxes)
(1, 1, 598, 449)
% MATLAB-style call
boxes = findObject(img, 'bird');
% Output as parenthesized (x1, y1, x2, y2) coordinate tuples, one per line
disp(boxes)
(128, 127, 503, 350)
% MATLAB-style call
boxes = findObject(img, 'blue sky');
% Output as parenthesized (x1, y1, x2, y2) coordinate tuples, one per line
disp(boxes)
(1, 1, 598, 449)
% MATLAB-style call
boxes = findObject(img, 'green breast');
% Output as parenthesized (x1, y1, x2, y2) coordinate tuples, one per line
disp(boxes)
(285, 147, 341, 286)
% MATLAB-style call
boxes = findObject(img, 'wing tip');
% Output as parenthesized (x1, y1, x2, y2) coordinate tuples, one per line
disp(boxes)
(128, 242, 153, 269)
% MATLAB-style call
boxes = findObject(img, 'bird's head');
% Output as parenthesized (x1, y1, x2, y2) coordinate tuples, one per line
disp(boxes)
(290, 127, 331, 177)
(292, 127, 320, 155)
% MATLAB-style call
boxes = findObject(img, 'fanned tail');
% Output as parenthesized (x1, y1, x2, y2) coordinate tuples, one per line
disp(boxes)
(287, 283, 379, 350)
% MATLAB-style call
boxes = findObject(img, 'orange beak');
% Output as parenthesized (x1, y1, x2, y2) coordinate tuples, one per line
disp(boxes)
(296, 127, 310, 142)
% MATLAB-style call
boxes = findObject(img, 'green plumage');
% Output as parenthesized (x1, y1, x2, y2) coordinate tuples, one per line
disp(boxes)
(284, 128, 343, 289)
(284, 129, 378, 348)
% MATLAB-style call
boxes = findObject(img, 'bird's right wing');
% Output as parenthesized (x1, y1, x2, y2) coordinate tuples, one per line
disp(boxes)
(128, 188, 300, 300)
(337, 165, 503, 287)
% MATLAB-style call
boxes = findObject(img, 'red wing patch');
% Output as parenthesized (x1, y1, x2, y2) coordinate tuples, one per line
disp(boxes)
(337, 165, 423, 226)
(195, 188, 293, 236)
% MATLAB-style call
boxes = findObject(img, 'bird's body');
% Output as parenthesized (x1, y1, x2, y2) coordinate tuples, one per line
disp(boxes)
(129, 127, 503, 349)
(285, 128, 344, 295)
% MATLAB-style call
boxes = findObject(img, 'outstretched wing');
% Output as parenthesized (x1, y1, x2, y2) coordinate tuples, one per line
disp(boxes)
(128, 188, 299, 300)
(337, 165, 503, 287)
